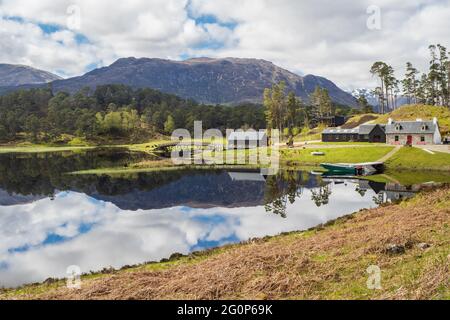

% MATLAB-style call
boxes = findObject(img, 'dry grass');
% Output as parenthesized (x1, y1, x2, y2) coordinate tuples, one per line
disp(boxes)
(342, 114, 380, 129)
(2, 187, 449, 300)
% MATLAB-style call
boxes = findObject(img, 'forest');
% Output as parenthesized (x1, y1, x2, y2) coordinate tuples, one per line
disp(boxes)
(0, 83, 353, 144)
(0, 85, 266, 143)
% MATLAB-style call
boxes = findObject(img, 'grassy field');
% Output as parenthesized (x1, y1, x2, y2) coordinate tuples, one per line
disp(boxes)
(312, 142, 386, 146)
(385, 147, 450, 171)
(2, 186, 448, 300)
(70, 164, 261, 176)
(293, 124, 327, 142)
(0, 144, 95, 154)
(1, 139, 449, 173)
(281, 146, 394, 165)
(367, 170, 450, 185)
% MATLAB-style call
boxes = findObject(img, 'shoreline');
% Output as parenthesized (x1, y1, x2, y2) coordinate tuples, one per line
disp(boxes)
(1, 185, 449, 300)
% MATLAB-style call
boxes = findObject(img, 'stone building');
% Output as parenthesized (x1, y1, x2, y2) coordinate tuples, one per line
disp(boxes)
(385, 118, 441, 145)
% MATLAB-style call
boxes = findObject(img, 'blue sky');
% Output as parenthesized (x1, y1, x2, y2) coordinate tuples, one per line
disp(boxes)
(0, 0, 449, 89)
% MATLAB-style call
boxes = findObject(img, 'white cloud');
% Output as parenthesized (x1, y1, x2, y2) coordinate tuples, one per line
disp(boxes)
(1, 0, 449, 88)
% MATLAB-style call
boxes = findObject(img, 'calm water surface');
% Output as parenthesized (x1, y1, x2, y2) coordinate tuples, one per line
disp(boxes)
(0, 150, 418, 287)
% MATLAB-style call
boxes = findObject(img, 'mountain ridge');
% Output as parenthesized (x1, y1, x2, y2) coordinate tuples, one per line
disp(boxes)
(1, 58, 358, 106)
(0, 64, 62, 87)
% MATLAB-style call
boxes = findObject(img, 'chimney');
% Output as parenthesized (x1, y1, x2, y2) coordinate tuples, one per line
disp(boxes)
(388, 118, 393, 125)
(416, 118, 423, 122)
(433, 117, 438, 125)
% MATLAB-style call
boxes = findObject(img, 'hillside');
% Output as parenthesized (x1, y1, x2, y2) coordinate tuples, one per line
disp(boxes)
(373, 105, 450, 134)
(3, 57, 357, 106)
(342, 105, 450, 134)
(341, 114, 381, 129)
(0, 64, 61, 87)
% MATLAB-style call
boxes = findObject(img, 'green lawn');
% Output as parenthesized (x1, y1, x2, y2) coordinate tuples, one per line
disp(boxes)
(313, 142, 386, 146)
(0, 144, 95, 154)
(367, 170, 450, 185)
(281, 146, 394, 165)
(386, 147, 450, 171)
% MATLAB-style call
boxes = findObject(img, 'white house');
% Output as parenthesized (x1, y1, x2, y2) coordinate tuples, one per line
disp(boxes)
(227, 131, 268, 150)
(385, 118, 441, 145)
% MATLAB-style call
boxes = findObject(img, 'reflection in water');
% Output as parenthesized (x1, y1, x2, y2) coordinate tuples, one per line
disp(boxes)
(0, 151, 423, 288)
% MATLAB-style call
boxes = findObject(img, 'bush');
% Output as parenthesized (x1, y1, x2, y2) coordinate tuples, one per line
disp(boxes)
(68, 137, 90, 146)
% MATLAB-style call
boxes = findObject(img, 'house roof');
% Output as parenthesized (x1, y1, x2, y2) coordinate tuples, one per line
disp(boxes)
(228, 131, 267, 140)
(385, 121, 437, 134)
(322, 128, 359, 134)
(358, 124, 386, 135)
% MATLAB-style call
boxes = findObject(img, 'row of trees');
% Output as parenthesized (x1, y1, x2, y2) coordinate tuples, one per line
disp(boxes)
(263, 82, 338, 141)
(370, 44, 449, 113)
(0, 85, 266, 143)
(1, 83, 359, 144)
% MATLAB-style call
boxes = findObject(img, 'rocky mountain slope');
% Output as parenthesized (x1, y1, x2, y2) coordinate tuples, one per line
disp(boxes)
(0, 64, 61, 87)
(0, 58, 357, 106)
(48, 57, 357, 106)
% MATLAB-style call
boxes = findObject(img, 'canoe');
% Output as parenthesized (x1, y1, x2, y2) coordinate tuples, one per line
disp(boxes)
(320, 162, 384, 176)
(320, 163, 356, 174)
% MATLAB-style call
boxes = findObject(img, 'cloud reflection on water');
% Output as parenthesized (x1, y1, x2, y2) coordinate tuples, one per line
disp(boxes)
(0, 182, 377, 287)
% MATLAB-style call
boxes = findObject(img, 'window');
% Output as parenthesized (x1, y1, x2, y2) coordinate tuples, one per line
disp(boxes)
(395, 125, 402, 131)
(421, 125, 428, 131)
(395, 136, 399, 142)
(421, 136, 425, 142)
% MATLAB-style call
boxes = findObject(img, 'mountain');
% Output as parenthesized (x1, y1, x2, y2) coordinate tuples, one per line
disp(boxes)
(0, 64, 61, 87)
(45, 57, 357, 106)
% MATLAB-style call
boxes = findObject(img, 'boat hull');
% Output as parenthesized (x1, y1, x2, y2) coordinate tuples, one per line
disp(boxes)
(320, 164, 356, 174)
(320, 162, 384, 176)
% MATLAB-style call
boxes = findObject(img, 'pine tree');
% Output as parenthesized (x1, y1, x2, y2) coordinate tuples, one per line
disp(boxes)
(370, 62, 389, 113)
(263, 82, 287, 136)
(428, 45, 440, 105)
(437, 44, 449, 106)
(164, 115, 175, 134)
(402, 62, 420, 104)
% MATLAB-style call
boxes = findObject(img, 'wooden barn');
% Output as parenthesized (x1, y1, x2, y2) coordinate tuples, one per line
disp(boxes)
(358, 124, 386, 143)
(321, 128, 359, 142)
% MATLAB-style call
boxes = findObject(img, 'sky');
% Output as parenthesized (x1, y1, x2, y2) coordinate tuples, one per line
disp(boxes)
(0, 0, 449, 90)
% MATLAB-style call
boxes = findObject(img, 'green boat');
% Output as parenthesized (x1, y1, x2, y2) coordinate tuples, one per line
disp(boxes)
(320, 162, 384, 176)
(320, 163, 356, 174)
